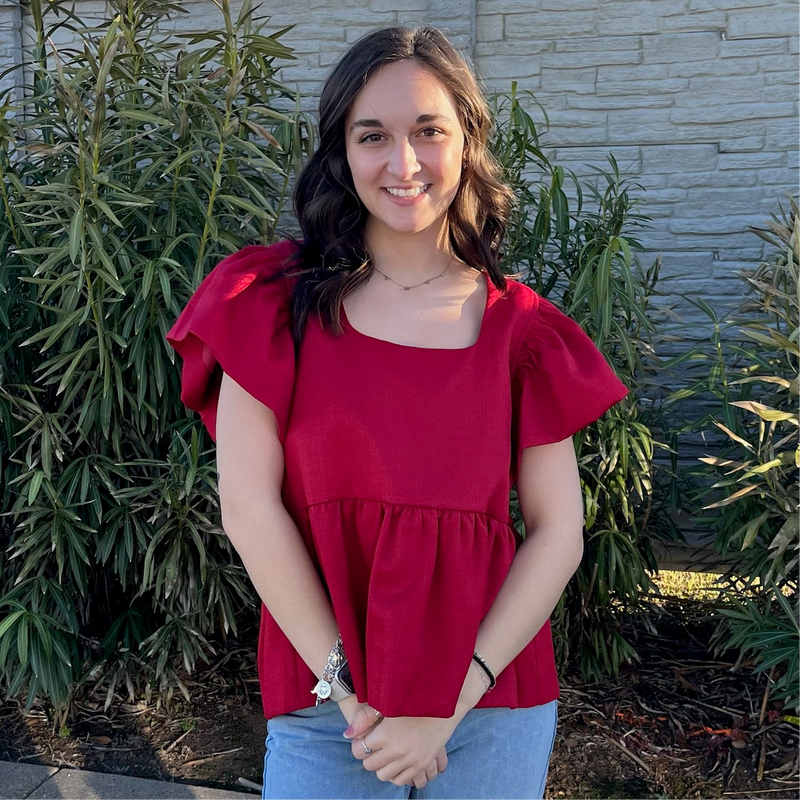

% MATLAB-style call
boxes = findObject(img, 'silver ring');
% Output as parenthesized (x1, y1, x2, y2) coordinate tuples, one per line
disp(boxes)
(362, 739, 374, 756)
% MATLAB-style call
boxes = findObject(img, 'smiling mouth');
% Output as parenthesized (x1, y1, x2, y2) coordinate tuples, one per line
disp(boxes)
(383, 184, 430, 198)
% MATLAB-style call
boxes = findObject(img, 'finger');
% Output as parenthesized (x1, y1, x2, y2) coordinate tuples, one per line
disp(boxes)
(347, 705, 383, 740)
(435, 746, 448, 774)
(350, 739, 366, 761)
(349, 718, 383, 755)
(413, 758, 438, 788)
(357, 746, 394, 772)
(376, 761, 413, 785)
(388, 765, 421, 788)
(351, 736, 383, 763)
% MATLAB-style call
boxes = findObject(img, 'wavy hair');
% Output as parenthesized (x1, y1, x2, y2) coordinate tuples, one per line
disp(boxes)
(279, 25, 515, 344)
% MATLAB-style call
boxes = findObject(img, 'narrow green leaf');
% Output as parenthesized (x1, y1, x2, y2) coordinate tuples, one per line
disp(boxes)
(28, 470, 45, 505)
(69, 209, 84, 264)
(704, 483, 760, 509)
(17, 618, 29, 670)
(0, 609, 25, 639)
(730, 400, 796, 423)
(94, 198, 124, 228)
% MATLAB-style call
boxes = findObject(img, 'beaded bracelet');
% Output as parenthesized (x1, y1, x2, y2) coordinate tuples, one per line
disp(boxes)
(470, 658, 491, 691)
(472, 650, 497, 692)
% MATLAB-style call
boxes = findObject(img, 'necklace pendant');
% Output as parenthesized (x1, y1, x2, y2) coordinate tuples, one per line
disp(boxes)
(403, 286, 412, 290)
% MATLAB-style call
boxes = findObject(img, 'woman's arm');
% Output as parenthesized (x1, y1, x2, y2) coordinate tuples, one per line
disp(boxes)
(216, 371, 340, 680)
(457, 436, 585, 714)
(217, 373, 434, 772)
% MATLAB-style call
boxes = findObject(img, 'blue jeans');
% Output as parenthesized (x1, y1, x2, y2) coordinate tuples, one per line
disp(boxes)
(261, 699, 558, 799)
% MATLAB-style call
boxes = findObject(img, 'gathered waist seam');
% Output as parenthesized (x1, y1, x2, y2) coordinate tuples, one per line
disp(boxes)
(299, 496, 514, 530)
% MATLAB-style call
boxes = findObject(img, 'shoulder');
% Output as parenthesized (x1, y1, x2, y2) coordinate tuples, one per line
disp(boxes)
(165, 240, 300, 444)
(170, 240, 302, 339)
(498, 276, 541, 318)
(499, 277, 581, 336)
(491, 276, 546, 361)
(499, 277, 573, 321)
(196, 239, 303, 308)
(210, 239, 302, 282)
(497, 278, 605, 372)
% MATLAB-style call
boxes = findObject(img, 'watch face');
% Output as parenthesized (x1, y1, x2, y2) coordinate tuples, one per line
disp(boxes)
(336, 661, 355, 693)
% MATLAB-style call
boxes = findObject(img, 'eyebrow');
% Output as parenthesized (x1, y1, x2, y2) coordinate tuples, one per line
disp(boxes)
(348, 113, 451, 134)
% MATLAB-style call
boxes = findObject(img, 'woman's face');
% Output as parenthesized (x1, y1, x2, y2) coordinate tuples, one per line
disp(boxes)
(344, 59, 466, 239)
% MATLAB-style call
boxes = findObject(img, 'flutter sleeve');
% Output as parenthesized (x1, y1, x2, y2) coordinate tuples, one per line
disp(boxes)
(165, 240, 299, 444)
(512, 295, 629, 452)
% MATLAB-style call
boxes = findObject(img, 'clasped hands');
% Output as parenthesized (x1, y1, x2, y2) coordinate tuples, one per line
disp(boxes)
(336, 664, 486, 790)
(340, 699, 454, 790)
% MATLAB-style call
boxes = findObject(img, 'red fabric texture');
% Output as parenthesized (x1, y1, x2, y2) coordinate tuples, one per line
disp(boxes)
(165, 240, 629, 720)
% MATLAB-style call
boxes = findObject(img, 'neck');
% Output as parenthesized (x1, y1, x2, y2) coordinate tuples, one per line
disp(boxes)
(364, 217, 454, 282)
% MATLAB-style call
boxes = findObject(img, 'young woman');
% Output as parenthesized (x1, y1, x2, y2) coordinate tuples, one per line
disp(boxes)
(166, 26, 628, 800)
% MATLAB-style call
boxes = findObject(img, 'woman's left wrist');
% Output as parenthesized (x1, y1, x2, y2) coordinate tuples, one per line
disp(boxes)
(455, 659, 489, 719)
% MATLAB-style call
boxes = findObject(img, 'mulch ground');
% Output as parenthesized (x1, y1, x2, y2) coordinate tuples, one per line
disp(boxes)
(0, 597, 797, 799)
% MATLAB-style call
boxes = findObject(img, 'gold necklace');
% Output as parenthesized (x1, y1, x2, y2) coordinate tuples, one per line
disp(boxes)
(372, 254, 455, 291)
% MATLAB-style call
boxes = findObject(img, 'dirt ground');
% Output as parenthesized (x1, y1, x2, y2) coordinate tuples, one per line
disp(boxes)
(0, 600, 797, 800)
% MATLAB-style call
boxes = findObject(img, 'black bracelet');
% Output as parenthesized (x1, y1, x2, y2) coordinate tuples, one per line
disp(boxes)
(472, 651, 497, 692)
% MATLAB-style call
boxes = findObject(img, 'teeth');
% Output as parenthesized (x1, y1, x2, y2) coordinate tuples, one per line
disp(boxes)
(386, 185, 428, 197)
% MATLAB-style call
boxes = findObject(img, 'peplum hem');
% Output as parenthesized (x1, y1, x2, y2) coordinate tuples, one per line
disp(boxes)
(257, 498, 560, 720)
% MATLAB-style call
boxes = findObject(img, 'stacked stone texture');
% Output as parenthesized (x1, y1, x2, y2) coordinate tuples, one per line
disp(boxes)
(0, 1, 23, 103)
(473, 0, 798, 335)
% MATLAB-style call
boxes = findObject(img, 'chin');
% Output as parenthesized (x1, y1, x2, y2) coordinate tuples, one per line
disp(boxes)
(387, 220, 433, 235)
(368, 212, 431, 236)
(380, 207, 448, 234)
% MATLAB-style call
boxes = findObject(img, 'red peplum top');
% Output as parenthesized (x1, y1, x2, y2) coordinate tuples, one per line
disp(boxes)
(165, 239, 629, 720)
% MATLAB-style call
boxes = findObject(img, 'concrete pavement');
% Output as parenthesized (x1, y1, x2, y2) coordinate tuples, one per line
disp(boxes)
(0, 760, 256, 799)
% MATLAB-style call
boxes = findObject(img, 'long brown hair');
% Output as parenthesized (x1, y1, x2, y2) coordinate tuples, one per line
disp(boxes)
(279, 25, 515, 345)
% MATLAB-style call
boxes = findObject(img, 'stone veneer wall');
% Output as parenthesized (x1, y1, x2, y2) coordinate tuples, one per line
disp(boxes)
(0, 1, 23, 102)
(472, 0, 798, 336)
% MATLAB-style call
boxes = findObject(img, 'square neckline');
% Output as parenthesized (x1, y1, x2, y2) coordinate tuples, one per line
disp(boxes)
(340, 270, 494, 352)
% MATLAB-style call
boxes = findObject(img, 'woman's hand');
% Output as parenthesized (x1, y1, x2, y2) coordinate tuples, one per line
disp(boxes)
(349, 715, 459, 787)
(337, 694, 383, 735)
(340, 697, 448, 788)
(343, 659, 488, 787)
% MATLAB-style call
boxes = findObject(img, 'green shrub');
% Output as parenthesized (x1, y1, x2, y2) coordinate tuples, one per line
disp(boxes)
(490, 84, 681, 681)
(675, 199, 798, 711)
(0, 0, 310, 721)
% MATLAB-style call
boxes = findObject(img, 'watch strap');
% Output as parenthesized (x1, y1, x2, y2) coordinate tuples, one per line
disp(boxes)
(311, 634, 355, 705)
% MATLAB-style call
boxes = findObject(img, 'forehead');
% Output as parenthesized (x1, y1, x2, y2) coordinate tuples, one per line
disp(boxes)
(346, 60, 460, 125)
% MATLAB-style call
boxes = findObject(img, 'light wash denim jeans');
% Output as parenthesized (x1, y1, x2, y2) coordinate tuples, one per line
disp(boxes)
(261, 699, 558, 800)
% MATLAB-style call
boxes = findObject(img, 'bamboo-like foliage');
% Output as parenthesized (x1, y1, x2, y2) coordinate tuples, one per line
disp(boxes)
(491, 85, 680, 681)
(676, 200, 798, 711)
(0, 0, 311, 721)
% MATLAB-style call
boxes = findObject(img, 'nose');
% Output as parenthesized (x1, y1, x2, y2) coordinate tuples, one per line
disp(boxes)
(387, 137, 421, 180)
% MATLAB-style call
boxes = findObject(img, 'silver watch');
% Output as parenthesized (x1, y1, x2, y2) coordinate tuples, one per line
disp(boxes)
(311, 634, 355, 705)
